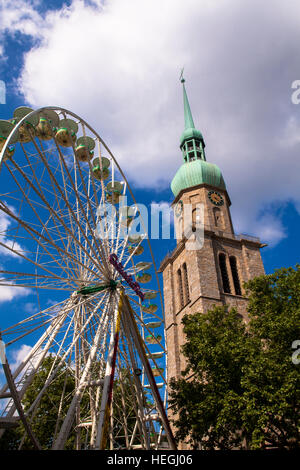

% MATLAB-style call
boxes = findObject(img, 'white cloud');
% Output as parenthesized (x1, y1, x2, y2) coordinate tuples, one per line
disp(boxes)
(0, 207, 24, 257)
(0, 344, 32, 410)
(0, 0, 44, 38)
(0, 283, 31, 302)
(9, 344, 32, 374)
(1, 0, 300, 246)
(24, 302, 37, 314)
(11, 344, 32, 366)
(254, 214, 287, 248)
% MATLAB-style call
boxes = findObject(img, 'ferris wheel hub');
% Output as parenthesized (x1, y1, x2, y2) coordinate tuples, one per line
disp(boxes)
(76, 280, 119, 296)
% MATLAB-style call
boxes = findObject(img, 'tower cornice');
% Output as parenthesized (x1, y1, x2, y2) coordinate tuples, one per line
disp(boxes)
(171, 183, 232, 207)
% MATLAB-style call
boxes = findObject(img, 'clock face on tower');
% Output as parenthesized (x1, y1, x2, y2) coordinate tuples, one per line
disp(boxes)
(208, 190, 224, 206)
(175, 200, 183, 217)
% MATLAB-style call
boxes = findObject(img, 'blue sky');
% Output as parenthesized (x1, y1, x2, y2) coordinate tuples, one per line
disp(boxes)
(0, 0, 300, 360)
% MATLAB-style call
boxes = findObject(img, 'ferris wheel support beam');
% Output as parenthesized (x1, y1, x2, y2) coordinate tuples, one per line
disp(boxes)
(52, 297, 111, 450)
(0, 353, 41, 450)
(122, 295, 177, 451)
(25, 294, 108, 420)
(94, 291, 124, 450)
(121, 313, 150, 450)
(0, 301, 71, 439)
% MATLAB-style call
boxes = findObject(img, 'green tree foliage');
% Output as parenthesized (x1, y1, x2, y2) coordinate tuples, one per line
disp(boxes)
(0, 359, 144, 450)
(0, 355, 76, 450)
(109, 367, 139, 449)
(169, 266, 300, 449)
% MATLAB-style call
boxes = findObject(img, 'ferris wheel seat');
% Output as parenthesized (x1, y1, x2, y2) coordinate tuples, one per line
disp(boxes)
(146, 351, 164, 359)
(92, 156, 110, 169)
(75, 144, 94, 162)
(13, 106, 35, 120)
(0, 145, 15, 162)
(16, 122, 36, 143)
(35, 118, 54, 141)
(135, 261, 152, 270)
(12, 107, 39, 143)
(136, 272, 151, 283)
(128, 244, 144, 255)
(151, 367, 164, 377)
(128, 234, 144, 244)
(55, 118, 78, 147)
(106, 181, 124, 193)
(38, 109, 60, 128)
(142, 304, 158, 314)
(143, 290, 157, 300)
(146, 334, 162, 344)
(55, 128, 77, 147)
(106, 191, 121, 204)
(0, 120, 16, 144)
(145, 320, 161, 328)
(92, 165, 110, 180)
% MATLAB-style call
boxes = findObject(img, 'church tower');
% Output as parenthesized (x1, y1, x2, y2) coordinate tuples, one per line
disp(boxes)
(159, 77, 266, 380)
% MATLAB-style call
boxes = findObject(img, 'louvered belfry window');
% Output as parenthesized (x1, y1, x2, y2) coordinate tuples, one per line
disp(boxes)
(183, 263, 190, 303)
(219, 253, 231, 294)
(229, 256, 242, 295)
(177, 268, 184, 308)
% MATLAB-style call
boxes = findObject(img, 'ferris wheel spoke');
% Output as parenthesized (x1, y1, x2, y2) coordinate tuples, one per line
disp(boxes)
(39, 155, 84, 270)
(0, 280, 73, 291)
(118, 324, 149, 449)
(0, 200, 102, 283)
(127, 294, 165, 325)
(10, 145, 82, 270)
(0, 237, 80, 288)
(23, 292, 110, 422)
(8, 155, 107, 280)
(0, 200, 79, 286)
(0, 269, 71, 284)
(48, 132, 110, 276)
(95, 139, 113, 264)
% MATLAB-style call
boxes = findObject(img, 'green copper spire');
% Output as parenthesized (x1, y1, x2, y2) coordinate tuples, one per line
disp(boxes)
(182, 77, 195, 130)
(179, 74, 206, 161)
(170, 73, 226, 198)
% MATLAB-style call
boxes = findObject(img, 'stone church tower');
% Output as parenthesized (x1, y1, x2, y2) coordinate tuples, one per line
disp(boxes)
(159, 78, 266, 381)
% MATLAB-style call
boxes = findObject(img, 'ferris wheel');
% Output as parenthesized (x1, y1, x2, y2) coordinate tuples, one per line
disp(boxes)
(0, 106, 176, 450)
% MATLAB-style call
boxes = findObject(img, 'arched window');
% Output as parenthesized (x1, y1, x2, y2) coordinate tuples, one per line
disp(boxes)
(229, 256, 242, 295)
(213, 207, 222, 227)
(182, 263, 190, 304)
(177, 268, 184, 309)
(192, 208, 197, 232)
(192, 207, 202, 232)
(219, 253, 231, 294)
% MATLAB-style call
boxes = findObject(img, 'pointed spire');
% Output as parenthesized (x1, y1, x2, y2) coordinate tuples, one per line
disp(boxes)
(181, 75, 195, 130)
(179, 71, 206, 162)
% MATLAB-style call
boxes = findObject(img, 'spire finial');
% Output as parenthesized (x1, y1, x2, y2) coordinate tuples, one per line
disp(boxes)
(180, 71, 195, 130)
(180, 67, 185, 84)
